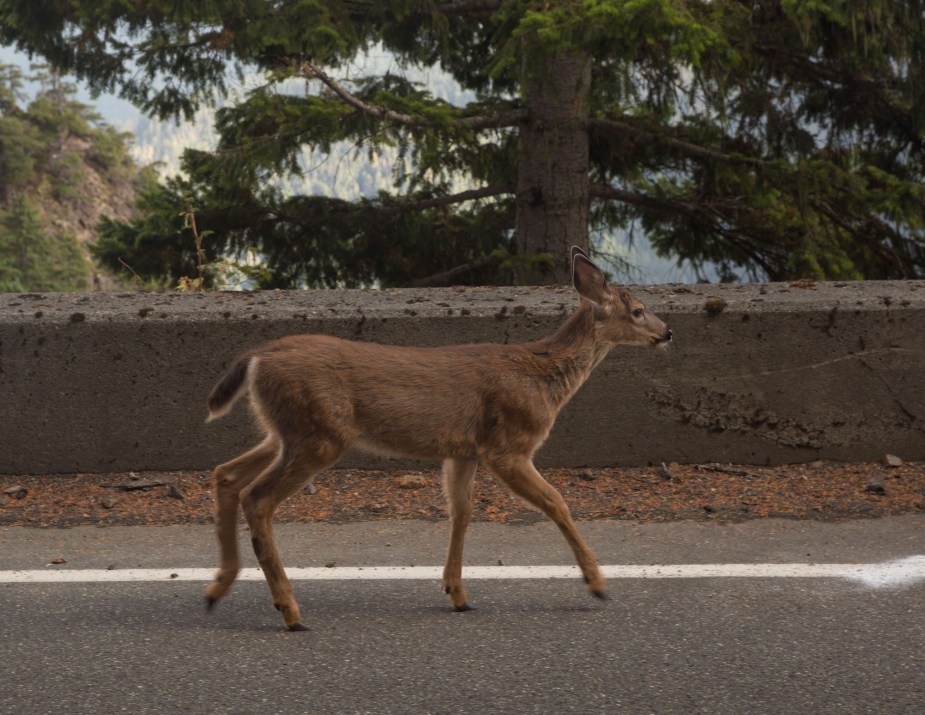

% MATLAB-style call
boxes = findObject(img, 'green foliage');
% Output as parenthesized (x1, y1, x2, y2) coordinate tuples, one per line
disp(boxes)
(623, 0, 925, 280)
(49, 153, 87, 202)
(25, 68, 97, 137)
(0, 194, 90, 291)
(0, 113, 41, 199)
(506, 0, 723, 71)
(0, 62, 139, 291)
(4, 1, 924, 285)
(87, 125, 134, 173)
(93, 173, 513, 289)
(93, 172, 198, 289)
(0, 64, 41, 201)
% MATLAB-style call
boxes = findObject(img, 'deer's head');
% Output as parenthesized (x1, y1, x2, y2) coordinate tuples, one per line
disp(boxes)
(571, 247, 672, 349)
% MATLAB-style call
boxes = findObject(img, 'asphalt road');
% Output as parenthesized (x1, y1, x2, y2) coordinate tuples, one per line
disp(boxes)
(1, 517, 923, 714)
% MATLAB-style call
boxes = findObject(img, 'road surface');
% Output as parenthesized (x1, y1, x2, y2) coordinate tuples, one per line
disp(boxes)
(1, 517, 923, 714)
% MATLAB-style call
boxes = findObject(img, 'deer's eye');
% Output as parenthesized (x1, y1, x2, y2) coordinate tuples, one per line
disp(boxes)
(632, 308, 644, 319)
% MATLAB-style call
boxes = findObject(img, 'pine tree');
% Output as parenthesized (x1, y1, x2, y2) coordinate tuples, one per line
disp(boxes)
(0, 194, 90, 291)
(0, 63, 42, 205)
(3, 1, 924, 286)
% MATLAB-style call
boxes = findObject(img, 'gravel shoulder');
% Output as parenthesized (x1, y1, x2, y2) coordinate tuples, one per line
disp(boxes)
(1, 460, 923, 528)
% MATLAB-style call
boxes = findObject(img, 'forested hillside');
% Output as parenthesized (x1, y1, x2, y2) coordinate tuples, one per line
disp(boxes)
(0, 64, 145, 291)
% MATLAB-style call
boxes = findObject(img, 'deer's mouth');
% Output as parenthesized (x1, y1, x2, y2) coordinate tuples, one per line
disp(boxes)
(652, 329, 673, 348)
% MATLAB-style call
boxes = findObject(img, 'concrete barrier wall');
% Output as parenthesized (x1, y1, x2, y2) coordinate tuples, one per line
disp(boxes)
(1, 280, 923, 475)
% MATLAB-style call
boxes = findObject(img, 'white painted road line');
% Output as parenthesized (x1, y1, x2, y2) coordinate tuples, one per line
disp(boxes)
(2, 557, 924, 587)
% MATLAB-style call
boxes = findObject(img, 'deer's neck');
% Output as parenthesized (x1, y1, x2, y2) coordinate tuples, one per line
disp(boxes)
(528, 303, 611, 408)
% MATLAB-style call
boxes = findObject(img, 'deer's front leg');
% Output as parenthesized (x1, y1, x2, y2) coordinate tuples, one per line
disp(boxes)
(441, 458, 478, 611)
(485, 454, 606, 599)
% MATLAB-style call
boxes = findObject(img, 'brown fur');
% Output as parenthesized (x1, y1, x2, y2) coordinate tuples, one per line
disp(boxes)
(204, 248, 671, 630)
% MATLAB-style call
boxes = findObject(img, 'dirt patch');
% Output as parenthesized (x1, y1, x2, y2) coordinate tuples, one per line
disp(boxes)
(1, 461, 923, 528)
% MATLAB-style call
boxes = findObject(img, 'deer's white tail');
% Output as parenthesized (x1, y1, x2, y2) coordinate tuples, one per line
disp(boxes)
(206, 355, 254, 422)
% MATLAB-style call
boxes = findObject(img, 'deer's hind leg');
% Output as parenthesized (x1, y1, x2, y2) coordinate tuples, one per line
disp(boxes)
(441, 458, 478, 611)
(205, 435, 280, 608)
(485, 454, 606, 599)
(241, 437, 346, 631)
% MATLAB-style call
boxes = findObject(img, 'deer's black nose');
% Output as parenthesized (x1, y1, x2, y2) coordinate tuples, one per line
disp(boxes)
(664, 329, 673, 342)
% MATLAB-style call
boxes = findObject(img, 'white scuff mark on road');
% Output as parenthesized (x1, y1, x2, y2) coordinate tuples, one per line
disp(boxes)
(833, 555, 925, 589)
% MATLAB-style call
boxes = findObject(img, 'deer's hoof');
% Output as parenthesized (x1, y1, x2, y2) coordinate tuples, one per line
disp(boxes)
(591, 589, 609, 601)
(287, 621, 309, 632)
(205, 596, 218, 611)
(454, 603, 475, 612)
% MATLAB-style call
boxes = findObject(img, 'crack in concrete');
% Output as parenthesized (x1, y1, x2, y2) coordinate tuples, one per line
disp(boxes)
(710, 347, 921, 383)
(855, 355, 925, 428)
(649, 342, 925, 447)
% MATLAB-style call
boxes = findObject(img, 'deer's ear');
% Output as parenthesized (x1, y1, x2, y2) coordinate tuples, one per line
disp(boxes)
(572, 253, 609, 306)
(570, 245, 590, 263)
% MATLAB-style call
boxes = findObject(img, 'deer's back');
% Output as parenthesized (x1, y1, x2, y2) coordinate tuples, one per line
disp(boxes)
(248, 334, 559, 460)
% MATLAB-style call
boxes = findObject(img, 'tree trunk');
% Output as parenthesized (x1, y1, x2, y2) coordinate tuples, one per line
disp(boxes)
(514, 51, 591, 285)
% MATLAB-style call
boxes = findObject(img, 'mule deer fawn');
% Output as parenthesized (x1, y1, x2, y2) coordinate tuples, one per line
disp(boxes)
(205, 247, 672, 630)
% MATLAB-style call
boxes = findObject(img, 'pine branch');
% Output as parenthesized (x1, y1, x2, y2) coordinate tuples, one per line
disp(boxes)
(811, 199, 922, 277)
(437, 0, 504, 15)
(746, 41, 920, 150)
(589, 117, 763, 167)
(299, 60, 528, 130)
(591, 185, 753, 234)
(270, 186, 513, 226)
(373, 185, 513, 214)
(590, 184, 659, 207)
(411, 254, 499, 287)
(590, 184, 781, 277)
(341, 0, 502, 22)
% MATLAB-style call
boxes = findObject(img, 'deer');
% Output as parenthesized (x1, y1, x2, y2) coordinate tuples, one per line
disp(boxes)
(203, 246, 672, 630)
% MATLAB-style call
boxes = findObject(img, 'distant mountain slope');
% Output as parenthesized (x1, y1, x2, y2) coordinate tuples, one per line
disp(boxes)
(125, 104, 406, 201)
(0, 66, 146, 291)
